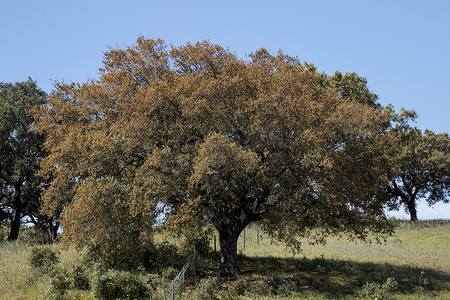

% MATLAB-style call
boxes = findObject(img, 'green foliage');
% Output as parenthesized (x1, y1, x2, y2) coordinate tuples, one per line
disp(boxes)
(16, 225, 57, 245)
(193, 235, 213, 258)
(0, 79, 50, 241)
(0, 225, 7, 241)
(142, 241, 183, 272)
(45, 266, 71, 300)
(93, 269, 149, 300)
(360, 277, 398, 299)
(17, 226, 42, 245)
(143, 273, 162, 290)
(80, 240, 183, 274)
(58, 177, 159, 271)
(79, 243, 110, 279)
(326, 71, 380, 107)
(161, 266, 178, 283)
(385, 110, 450, 220)
(28, 245, 59, 274)
(45, 262, 90, 300)
(144, 266, 178, 290)
(195, 276, 219, 300)
(68, 262, 90, 290)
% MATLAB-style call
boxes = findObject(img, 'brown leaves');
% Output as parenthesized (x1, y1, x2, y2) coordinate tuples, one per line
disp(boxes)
(33, 36, 397, 253)
(189, 134, 262, 212)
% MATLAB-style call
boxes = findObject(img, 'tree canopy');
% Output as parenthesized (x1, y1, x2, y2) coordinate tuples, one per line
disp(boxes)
(0, 79, 55, 241)
(34, 37, 397, 276)
(385, 109, 450, 221)
(326, 71, 380, 108)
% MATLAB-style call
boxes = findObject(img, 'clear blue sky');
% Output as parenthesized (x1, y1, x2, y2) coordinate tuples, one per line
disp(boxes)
(1, 0, 449, 219)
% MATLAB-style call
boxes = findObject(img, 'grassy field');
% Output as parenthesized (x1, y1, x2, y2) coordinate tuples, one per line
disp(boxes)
(218, 220, 450, 299)
(0, 220, 449, 299)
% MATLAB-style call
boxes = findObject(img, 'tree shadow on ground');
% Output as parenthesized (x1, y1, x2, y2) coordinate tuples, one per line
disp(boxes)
(238, 255, 450, 298)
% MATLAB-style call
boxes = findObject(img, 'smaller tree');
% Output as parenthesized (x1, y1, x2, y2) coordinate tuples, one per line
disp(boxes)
(386, 109, 450, 221)
(0, 79, 50, 240)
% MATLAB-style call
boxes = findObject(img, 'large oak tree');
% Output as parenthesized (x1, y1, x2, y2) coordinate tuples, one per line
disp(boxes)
(34, 38, 395, 276)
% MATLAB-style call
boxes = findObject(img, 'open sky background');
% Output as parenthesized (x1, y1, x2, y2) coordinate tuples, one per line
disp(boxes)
(1, 0, 449, 219)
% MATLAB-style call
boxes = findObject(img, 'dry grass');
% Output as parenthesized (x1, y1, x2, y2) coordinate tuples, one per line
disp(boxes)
(0, 241, 87, 300)
(212, 220, 450, 299)
(0, 242, 47, 299)
(1, 220, 449, 299)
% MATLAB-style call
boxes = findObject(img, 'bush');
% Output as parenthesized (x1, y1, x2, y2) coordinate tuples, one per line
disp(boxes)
(81, 240, 183, 273)
(144, 273, 162, 290)
(142, 241, 183, 272)
(360, 277, 398, 299)
(0, 225, 8, 241)
(143, 266, 177, 290)
(28, 245, 59, 274)
(46, 266, 70, 300)
(45, 263, 90, 299)
(93, 269, 149, 300)
(195, 276, 219, 300)
(80, 244, 106, 272)
(68, 262, 90, 290)
(161, 266, 178, 283)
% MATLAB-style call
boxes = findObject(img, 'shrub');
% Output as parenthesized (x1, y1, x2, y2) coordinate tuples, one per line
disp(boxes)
(142, 241, 183, 272)
(193, 236, 213, 258)
(68, 262, 90, 290)
(45, 262, 90, 299)
(143, 266, 179, 293)
(93, 269, 149, 300)
(144, 273, 162, 290)
(28, 245, 59, 274)
(0, 225, 7, 241)
(195, 276, 219, 300)
(46, 266, 70, 300)
(360, 277, 398, 299)
(80, 243, 106, 270)
(81, 240, 182, 273)
(161, 266, 178, 283)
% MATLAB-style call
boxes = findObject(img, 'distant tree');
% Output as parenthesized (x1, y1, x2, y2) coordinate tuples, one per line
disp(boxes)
(34, 37, 395, 276)
(0, 79, 56, 241)
(385, 109, 450, 221)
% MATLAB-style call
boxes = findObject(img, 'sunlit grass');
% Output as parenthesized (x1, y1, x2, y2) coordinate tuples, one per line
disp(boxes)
(224, 221, 450, 299)
(0, 241, 45, 299)
(1, 220, 449, 299)
(0, 241, 87, 300)
(233, 221, 449, 270)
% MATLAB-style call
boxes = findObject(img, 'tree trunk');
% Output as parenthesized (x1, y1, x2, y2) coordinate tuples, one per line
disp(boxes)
(218, 227, 242, 277)
(406, 199, 418, 221)
(44, 220, 60, 244)
(8, 184, 22, 241)
(8, 211, 21, 240)
(52, 222, 60, 241)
